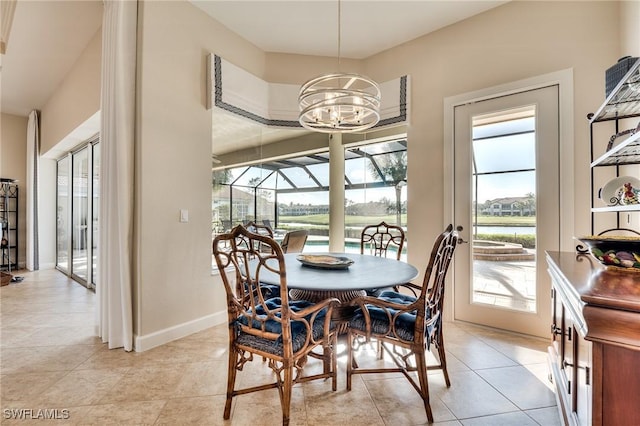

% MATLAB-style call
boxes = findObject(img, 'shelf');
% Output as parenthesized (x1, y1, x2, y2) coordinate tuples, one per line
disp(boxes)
(590, 58, 640, 123)
(592, 205, 640, 213)
(591, 130, 640, 166)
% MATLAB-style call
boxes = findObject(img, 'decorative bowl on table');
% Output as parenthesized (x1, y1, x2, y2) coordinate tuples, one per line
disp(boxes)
(577, 235, 640, 271)
(296, 254, 354, 269)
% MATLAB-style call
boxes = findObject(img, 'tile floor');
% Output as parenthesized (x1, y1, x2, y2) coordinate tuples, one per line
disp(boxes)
(1, 269, 561, 425)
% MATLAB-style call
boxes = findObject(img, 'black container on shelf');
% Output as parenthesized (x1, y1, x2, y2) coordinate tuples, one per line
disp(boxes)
(606, 56, 639, 97)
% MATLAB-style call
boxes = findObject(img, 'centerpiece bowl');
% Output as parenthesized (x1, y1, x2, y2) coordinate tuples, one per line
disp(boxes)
(577, 235, 640, 271)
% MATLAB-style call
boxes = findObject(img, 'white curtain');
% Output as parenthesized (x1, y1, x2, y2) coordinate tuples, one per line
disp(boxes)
(26, 110, 40, 271)
(97, 0, 137, 351)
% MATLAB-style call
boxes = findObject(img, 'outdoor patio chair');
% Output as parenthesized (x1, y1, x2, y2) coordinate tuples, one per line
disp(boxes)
(213, 225, 340, 426)
(280, 229, 308, 253)
(347, 224, 461, 424)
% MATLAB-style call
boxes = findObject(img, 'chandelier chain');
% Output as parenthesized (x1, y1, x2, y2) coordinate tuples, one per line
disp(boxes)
(337, 0, 341, 70)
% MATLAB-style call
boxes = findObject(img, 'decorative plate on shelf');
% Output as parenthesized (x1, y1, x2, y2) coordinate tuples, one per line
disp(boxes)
(296, 254, 354, 269)
(599, 176, 640, 206)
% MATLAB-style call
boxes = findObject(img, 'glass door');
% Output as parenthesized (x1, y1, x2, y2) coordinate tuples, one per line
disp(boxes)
(453, 86, 560, 337)
(55, 137, 99, 289)
(56, 157, 70, 272)
(72, 147, 89, 283)
(91, 143, 99, 288)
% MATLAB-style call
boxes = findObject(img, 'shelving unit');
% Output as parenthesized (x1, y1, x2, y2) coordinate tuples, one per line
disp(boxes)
(587, 58, 640, 234)
(0, 180, 19, 273)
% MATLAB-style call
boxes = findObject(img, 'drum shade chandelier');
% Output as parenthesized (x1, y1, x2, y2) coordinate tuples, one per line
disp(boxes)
(298, 1, 381, 133)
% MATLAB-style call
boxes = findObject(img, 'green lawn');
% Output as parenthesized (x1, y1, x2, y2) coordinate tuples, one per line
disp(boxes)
(475, 215, 536, 226)
(278, 214, 534, 227)
(279, 214, 406, 227)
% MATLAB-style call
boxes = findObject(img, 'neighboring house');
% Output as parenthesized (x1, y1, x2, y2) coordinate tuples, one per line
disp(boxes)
(279, 203, 330, 216)
(481, 197, 536, 217)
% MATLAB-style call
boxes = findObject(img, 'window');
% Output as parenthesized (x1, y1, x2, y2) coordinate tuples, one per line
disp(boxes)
(212, 138, 407, 258)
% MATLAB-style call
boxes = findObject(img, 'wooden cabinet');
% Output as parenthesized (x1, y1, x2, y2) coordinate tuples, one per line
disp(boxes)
(547, 251, 640, 426)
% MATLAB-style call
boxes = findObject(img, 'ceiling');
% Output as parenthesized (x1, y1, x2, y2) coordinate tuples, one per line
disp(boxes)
(1, 1, 103, 117)
(191, 1, 508, 59)
(1, 0, 507, 153)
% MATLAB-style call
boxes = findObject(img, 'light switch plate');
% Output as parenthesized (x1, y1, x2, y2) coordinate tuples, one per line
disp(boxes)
(180, 209, 189, 223)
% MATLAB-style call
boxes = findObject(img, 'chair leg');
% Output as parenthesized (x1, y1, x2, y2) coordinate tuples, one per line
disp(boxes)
(346, 331, 354, 391)
(434, 328, 451, 387)
(224, 349, 238, 419)
(280, 366, 293, 426)
(330, 333, 338, 391)
(415, 349, 434, 423)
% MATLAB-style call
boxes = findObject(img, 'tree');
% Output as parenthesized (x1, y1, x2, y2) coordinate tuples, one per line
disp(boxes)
(212, 169, 231, 191)
(524, 192, 536, 216)
(367, 151, 407, 226)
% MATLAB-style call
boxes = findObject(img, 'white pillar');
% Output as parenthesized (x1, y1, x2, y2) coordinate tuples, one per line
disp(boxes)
(328, 133, 345, 252)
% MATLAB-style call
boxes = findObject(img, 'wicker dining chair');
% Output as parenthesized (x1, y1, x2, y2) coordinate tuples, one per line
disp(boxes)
(360, 221, 405, 260)
(360, 221, 406, 296)
(280, 229, 309, 253)
(346, 224, 461, 423)
(213, 225, 340, 426)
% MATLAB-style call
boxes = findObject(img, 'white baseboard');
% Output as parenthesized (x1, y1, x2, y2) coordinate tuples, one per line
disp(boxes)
(133, 310, 227, 352)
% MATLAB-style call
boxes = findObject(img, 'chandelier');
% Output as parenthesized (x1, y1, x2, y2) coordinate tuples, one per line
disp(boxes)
(298, 1, 381, 133)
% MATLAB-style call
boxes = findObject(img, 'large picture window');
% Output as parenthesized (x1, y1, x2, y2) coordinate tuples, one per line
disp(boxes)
(212, 138, 407, 258)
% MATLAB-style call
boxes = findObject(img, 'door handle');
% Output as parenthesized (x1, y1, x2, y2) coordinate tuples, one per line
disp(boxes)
(455, 226, 468, 244)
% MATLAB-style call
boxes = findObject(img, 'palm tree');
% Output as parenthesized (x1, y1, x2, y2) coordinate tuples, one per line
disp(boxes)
(367, 151, 407, 226)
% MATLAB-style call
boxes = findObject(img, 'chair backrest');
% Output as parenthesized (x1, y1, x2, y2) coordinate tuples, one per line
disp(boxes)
(245, 221, 274, 238)
(262, 219, 273, 230)
(360, 221, 405, 260)
(281, 229, 309, 253)
(418, 224, 460, 337)
(212, 225, 294, 338)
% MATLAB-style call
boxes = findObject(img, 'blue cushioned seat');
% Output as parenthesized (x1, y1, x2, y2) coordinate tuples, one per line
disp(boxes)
(237, 298, 332, 354)
(349, 291, 436, 344)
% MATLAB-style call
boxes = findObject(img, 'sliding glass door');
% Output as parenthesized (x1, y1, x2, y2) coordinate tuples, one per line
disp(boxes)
(56, 157, 70, 272)
(72, 147, 89, 283)
(56, 138, 99, 289)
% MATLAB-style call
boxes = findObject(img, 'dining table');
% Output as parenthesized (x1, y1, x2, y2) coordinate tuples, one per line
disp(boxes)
(255, 252, 420, 326)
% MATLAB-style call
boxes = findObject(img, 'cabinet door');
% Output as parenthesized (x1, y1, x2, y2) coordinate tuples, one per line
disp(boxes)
(575, 333, 591, 426)
(563, 314, 576, 410)
(551, 288, 563, 361)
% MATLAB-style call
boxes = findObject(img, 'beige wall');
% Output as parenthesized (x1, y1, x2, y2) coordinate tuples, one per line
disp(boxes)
(0, 113, 27, 267)
(135, 0, 267, 338)
(40, 27, 101, 156)
(621, 1, 640, 56)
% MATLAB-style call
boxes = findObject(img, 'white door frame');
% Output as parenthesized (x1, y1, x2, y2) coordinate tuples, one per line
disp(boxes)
(443, 69, 574, 324)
